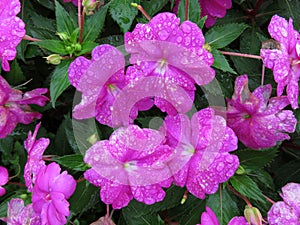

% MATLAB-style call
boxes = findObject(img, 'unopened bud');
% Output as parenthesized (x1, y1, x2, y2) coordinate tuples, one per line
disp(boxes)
(204, 43, 212, 52)
(236, 165, 246, 175)
(57, 32, 70, 42)
(244, 206, 263, 225)
(44, 54, 61, 65)
(83, 0, 98, 15)
(87, 133, 99, 145)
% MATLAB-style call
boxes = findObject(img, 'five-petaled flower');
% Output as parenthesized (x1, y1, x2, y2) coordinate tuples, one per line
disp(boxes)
(0, 75, 49, 138)
(32, 162, 76, 225)
(268, 182, 300, 225)
(0, 0, 26, 71)
(261, 14, 300, 109)
(162, 108, 239, 199)
(225, 75, 297, 150)
(24, 122, 50, 192)
(84, 125, 173, 209)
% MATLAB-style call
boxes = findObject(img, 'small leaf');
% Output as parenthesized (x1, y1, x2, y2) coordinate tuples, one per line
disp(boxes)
(230, 175, 265, 203)
(69, 181, 100, 214)
(109, 0, 140, 33)
(53, 154, 87, 171)
(234, 147, 278, 172)
(83, 4, 109, 42)
(211, 49, 236, 74)
(31, 40, 67, 54)
(50, 60, 71, 107)
(5, 60, 26, 85)
(177, 0, 201, 24)
(207, 187, 239, 225)
(55, 0, 76, 36)
(274, 159, 300, 187)
(141, 0, 169, 17)
(205, 23, 248, 49)
(122, 206, 164, 225)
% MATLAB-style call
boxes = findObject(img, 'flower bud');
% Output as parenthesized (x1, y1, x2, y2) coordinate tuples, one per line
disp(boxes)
(236, 165, 246, 175)
(244, 206, 263, 225)
(83, 0, 98, 15)
(44, 54, 61, 65)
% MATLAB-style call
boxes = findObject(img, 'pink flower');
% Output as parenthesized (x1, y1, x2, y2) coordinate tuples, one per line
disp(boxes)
(0, 75, 49, 138)
(68, 45, 152, 127)
(0, 0, 26, 71)
(268, 182, 300, 225)
(162, 108, 239, 199)
(199, 0, 232, 28)
(197, 207, 249, 225)
(125, 12, 214, 115)
(226, 75, 297, 150)
(6, 198, 41, 225)
(24, 122, 50, 192)
(84, 125, 173, 209)
(260, 15, 300, 109)
(0, 166, 8, 196)
(32, 163, 76, 225)
(173, 0, 232, 28)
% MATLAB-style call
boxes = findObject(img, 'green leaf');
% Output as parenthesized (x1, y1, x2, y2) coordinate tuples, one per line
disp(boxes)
(240, 27, 261, 54)
(77, 41, 98, 55)
(177, 0, 201, 24)
(36, 0, 55, 10)
(53, 154, 88, 171)
(31, 40, 67, 54)
(109, 0, 140, 33)
(250, 169, 275, 190)
(211, 49, 236, 74)
(230, 175, 265, 203)
(207, 187, 239, 225)
(178, 195, 206, 225)
(278, 0, 300, 30)
(69, 181, 100, 214)
(50, 60, 71, 107)
(141, 0, 169, 17)
(83, 4, 109, 42)
(274, 159, 300, 187)
(55, 0, 76, 36)
(5, 60, 26, 85)
(234, 147, 278, 172)
(205, 23, 248, 49)
(30, 13, 56, 33)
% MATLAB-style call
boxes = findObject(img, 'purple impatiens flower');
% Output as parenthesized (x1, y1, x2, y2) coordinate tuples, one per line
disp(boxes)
(125, 12, 215, 115)
(0, 75, 49, 138)
(162, 108, 239, 199)
(0, 0, 26, 71)
(226, 75, 297, 150)
(6, 198, 41, 225)
(84, 125, 173, 209)
(268, 182, 300, 225)
(261, 15, 300, 109)
(0, 166, 8, 196)
(68, 44, 152, 127)
(32, 162, 76, 225)
(24, 122, 50, 192)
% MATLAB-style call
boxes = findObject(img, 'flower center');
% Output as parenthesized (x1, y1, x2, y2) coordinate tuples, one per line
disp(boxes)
(155, 58, 168, 75)
(244, 114, 251, 119)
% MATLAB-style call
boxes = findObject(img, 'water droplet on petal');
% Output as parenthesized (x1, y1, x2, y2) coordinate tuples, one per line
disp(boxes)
(182, 23, 191, 33)
(158, 30, 169, 41)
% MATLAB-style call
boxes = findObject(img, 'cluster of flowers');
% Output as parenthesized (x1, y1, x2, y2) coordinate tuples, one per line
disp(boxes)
(1, 123, 77, 225)
(197, 182, 300, 225)
(68, 8, 297, 213)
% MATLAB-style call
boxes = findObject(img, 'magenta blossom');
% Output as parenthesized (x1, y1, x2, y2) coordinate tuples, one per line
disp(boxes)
(84, 125, 173, 209)
(173, 0, 232, 28)
(125, 12, 214, 115)
(0, 75, 49, 138)
(268, 182, 300, 225)
(6, 198, 41, 225)
(226, 75, 297, 150)
(68, 44, 152, 127)
(24, 122, 50, 192)
(162, 108, 239, 199)
(260, 15, 300, 109)
(197, 207, 249, 225)
(0, 166, 8, 196)
(32, 162, 76, 225)
(0, 0, 26, 71)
